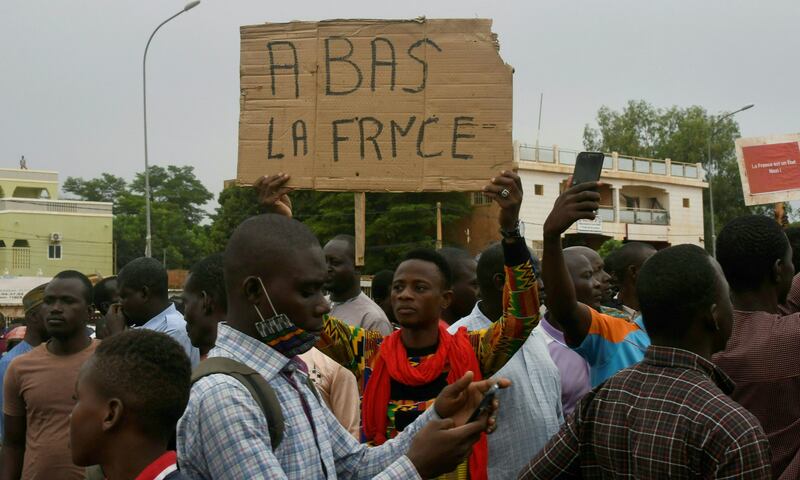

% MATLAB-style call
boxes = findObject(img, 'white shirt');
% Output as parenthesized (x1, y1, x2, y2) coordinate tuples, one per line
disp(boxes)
(139, 304, 200, 366)
(449, 302, 564, 480)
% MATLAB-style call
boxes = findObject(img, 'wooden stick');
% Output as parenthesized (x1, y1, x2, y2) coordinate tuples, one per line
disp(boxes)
(355, 192, 366, 267)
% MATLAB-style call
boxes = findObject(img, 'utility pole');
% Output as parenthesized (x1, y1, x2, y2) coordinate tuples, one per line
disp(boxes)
(436, 202, 443, 250)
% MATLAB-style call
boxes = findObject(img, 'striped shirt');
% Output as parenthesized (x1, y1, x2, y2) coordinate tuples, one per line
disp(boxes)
(572, 307, 650, 386)
(177, 323, 430, 480)
(519, 346, 772, 479)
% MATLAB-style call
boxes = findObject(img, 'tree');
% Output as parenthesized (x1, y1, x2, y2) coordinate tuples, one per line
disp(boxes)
(598, 239, 623, 259)
(65, 166, 213, 270)
(207, 187, 472, 273)
(584, 100, 785, 249)
(63, 173, 127, 203)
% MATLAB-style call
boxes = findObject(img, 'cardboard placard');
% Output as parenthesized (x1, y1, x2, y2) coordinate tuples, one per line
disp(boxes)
(735, 133, 800, 206)
(237, 18, 513, 192)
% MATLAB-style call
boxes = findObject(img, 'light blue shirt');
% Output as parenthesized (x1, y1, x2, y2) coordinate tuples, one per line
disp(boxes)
(177, 323, 429, 479)
(138, 304, 200, 367)
(449, 303, 564, 480)
(0, 340, 33, 441)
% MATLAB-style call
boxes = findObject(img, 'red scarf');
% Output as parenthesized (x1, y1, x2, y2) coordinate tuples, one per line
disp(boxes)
(362, 323, 488, 480)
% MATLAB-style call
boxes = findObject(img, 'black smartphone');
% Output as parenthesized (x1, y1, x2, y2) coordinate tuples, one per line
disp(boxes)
(466, 384, 500, 423)
(570, 152, 605, 186)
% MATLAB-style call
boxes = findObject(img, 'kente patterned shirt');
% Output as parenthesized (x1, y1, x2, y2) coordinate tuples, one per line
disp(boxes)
(317, 238, 540, 479)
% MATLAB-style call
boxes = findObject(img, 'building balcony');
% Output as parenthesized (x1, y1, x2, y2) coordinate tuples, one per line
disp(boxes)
(619, 207, 669, 225)
(516, 143, 704, 183)
(0, 198, 112, 215)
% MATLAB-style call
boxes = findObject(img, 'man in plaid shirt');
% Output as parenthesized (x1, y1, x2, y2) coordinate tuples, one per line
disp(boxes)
(518, 184, 771, 479)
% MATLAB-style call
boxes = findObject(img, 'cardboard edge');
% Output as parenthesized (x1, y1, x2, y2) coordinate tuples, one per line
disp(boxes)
(735, 134, 800, 206)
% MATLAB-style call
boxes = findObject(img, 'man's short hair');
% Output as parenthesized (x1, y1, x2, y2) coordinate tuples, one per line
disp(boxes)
(329, 234, 356, 260)
(717, 215, 790, 292)
(224, 214, 320, 291)
(89, 329, 191, 439)
(605, 242, 656, 282)
(188, 253, 227, 313)
(118, 257, 168, 299)
(371, 270, 394, 302)
(93, 277, 117, 308)
(402, 248, 453, 289)
(637, 244, 718, 339)
(53, 270, 93, 304)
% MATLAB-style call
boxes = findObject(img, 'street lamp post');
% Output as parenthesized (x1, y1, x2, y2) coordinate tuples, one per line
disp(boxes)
(142, 0, 200, 258)
(707, 103, 754, 257)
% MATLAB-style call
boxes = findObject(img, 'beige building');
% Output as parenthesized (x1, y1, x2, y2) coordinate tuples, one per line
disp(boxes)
(0, 168, 113, 278)
(449, 143, 708, 255)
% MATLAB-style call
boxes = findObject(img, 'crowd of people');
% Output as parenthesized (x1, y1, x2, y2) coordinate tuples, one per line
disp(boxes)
(0, 170, 798, 479)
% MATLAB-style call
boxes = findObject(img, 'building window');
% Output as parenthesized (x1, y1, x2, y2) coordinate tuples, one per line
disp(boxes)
(683, 198, 690, 208)
(12, 240, 30, 269)
(534, 184, 544, 196)
(48, 244, 62, 260)
(0, 240, 5, 248)
(470, 192, 493, 206)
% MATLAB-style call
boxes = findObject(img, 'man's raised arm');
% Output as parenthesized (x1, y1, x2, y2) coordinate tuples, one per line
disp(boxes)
(541, 181, 601, 347)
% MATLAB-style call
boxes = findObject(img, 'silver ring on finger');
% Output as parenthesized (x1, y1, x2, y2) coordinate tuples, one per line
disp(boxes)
(500, 188, 510, 198)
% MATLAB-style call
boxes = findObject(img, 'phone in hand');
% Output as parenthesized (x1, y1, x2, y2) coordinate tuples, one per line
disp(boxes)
(570, 152, 605, 187)
(466, 383, 500, 423)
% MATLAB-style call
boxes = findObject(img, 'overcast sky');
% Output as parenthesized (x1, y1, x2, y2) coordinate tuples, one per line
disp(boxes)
(1, 0, 797, 207)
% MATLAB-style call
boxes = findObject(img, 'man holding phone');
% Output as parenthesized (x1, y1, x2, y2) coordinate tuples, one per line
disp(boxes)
(542, 162, 650, 386)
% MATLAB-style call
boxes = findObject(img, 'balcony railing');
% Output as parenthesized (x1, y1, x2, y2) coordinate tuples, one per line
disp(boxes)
(517, 144, 702, 180)
(597, 206, 616, 222)
(619, 207, 669, 225)
(0, 198, 112, 215)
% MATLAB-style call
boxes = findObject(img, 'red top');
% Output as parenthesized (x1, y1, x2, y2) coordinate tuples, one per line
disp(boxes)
(134, 451, 178, 480)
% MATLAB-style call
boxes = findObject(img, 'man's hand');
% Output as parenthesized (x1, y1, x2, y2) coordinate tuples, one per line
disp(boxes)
(255, 173, 293, 218)
(407, 417, 488, 478)
(482, 170, 523, 232)
(104, 303, 128, 337)
(433, 371, 510, 427)
(542, 180, 601, 239)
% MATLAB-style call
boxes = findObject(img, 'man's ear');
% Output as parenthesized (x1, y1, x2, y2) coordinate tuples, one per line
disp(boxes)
(441, 289, 454, 311)
(492, 272, 505, 292)
(140, 286, 151, 303)
(103, 398, 124, 432)
(201, 291, 214, 315)
(242, 277, 262, 304)
(704, 302, 721, 333)
(627, 264, 638, 284)
(773, 258, 786, 285)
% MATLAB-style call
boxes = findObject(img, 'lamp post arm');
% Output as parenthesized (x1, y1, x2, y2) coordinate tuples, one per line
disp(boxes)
(142, 9, 185, 258)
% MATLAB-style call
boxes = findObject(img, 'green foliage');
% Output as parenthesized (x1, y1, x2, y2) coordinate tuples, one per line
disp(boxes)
(598, 239, 623, 259)
(583, 100, 788, 249)
(65, 166, 213, 270)
(208, 186, 260, 253)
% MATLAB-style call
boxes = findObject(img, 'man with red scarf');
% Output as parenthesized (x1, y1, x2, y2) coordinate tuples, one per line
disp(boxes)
(257, 171, 540, 480)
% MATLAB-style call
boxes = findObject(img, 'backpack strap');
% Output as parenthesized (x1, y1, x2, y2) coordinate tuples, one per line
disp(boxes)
(192, 357, 285, 449)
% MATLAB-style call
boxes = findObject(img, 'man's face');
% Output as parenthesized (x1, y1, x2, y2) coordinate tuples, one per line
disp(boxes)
(26, 305, 50, 342)
(448, 258, 479, 321)
(118, 283, 148, 326)
(69, 361, 107, 467)
(392, 259, 452, 329)
(96, 280, 120, 316)
(323, 240, 356, 295)
(182, 274, 219, 351)
(710, 259, 734, 353)
(566, 254, 603, 310)
(43, 278, 91, 339)
(262, 246, 330, 334)
(583, 250, 613, 303)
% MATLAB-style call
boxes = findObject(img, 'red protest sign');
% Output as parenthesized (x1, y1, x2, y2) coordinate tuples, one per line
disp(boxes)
(735, 134, 800, 206)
